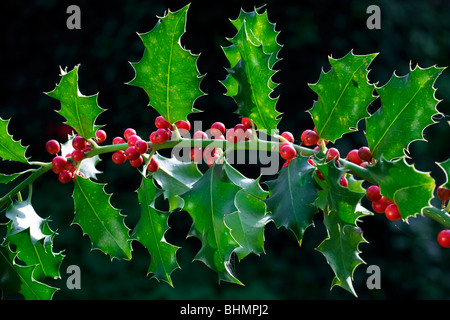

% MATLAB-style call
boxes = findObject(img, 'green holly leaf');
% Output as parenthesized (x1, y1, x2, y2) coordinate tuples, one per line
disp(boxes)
(366, 64, 444, 160)
(132, 177, 180, 286)
(0, 118, 29, 163)
(0, 243, 58, 300)
(46, 65, 105, 140)
(128, 4, 205, 124)
(223, 19, 281, 131)
(264, 157, 320, 245)
(222, 6, 282, 96)
(180, 163, 242, 284)
(367, 157, 435, 221)
(0, 170, 30, 184)
(308, 51, 378, 143)
(222, 162, 269, 260)
(72, 177, 132, 260)
(316, 210, 367, 297)
(152, 153, 202, 211)
(437, 158, 450, 189)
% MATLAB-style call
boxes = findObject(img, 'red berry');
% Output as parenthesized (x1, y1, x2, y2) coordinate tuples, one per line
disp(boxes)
(52, 156, 68, 171)
(127, 134, 141, 147)
(150, 128, 171, 144)
(129, 155, 144, 168)
(326, 148, 340, 161)
(190, 147, 203, 163)
(174, 120, 191, 134)
(58, 170, 72, 184)
(301, 130, 319, 146)
(134, 139, 148, 154)
(124, 128, 137, 140)
(308, 158, 315, 166)
(346, 149, 363, 165)
(210, 122, 226, 136)
(71, 150, 85, 162)
(203, 147, 219, 167)
(385, 203, 401, 221)
(339, 175, 348, 187)
(366, 185, 382, 202)
(358, 147, 372, 162)
(95, 129, 107, 143)
(279, 142, 297, 161)
(113, 136, 126, 145)
(147, 158, 159, 172)
(241, 117, 252, 130)
(281, 131, 294, 143)
(112, 151, 127, 165)
(437, 186, 450, 201)
(125, 146, 140, 161)
(226, 129, 239, 144)
(45, 139, 60, 155)
(234, 124, 246, 141)
(371, 198, 387, 214)
(193, 130, 208, 140)
(155, 116, 171, 129)
(381, 196, 394, 207)
(437, 229, 450, 248)
(72, 135, 87, 151)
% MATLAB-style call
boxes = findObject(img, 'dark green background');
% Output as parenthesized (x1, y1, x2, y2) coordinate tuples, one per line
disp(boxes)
(1, 0, 449, 300)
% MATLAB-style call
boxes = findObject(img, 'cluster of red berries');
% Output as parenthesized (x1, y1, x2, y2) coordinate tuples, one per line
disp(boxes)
(45, 129, 107, 184)
(365, 185, 400, 221)
(189, 117, 255, 167)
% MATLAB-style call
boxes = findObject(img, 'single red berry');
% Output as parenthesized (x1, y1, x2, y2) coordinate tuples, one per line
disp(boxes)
(72, 135, 87, 151)
(112, 151, 127, 165)
(279, 142, 297, 161)
(129, 155, 144, 168)
(385, 203, 401, 221)
(372, 198, 387, 214)
(339, 175, 348, 187)
(134, 139, 149, 154)
(174, 120, 191, 134)
(127, 134, 141, 147)
(52, 156, 68, 171)
(124, 128, 137, 140)
(71, 150, 85, 162)
(113, 136, 126, 145)
(326, 148, 340, 161)
(205, 153, 219, 167)
(241, 117, 252, 130)
(193, 130, 208, 140)
(234, 124, 246, 141)
(203, 147, 219, 167)
(210, 122, 226, 136)
(281, 131, 294, 143)
(437, 186, 450, 201)
(58, 170, 73, 184)
(147, 158, 159, 172)
(308, 158, 315, 166)
(301, 130, 319, 146)
(437, 229, 450, 248)
(125, 146, 140, 161)
(95, 129, 107, 143)
(190, 147, 203, 163)
(226, 128, 239, 144)
(358, 147, 372, 162)
(45, 139, 60, 155)
(366, 185, 382, 202)
(346, 149, 363, 165)
(155, 116, 171, 129)
(282, 160, 290, 168)
(150, 128, 171, 144)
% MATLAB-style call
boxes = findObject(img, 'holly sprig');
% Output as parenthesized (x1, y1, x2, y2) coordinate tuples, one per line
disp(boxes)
(1, 5, 450, 299)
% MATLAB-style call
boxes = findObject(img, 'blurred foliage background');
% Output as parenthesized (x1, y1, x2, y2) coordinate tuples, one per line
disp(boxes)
(0, 0, 450, 299)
